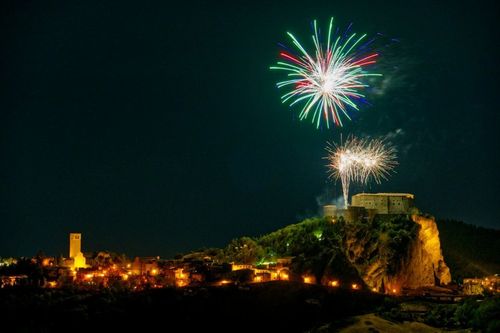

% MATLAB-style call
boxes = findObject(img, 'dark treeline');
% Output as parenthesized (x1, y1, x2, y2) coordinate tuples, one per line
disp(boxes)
(437, 219, 500, 280)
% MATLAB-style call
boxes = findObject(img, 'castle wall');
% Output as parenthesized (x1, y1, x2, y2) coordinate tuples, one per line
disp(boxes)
(352, 193, 414, 214)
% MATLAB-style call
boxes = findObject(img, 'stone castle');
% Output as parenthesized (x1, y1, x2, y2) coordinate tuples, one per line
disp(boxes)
(323, 192, 416, 222)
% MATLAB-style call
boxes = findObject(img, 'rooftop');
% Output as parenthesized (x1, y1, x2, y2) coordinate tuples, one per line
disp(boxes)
(353, 193, 415, 199)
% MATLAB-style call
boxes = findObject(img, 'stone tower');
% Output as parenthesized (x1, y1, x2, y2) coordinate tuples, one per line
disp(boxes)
(69, 233, 86, 269)
(69, 233, 81, 259)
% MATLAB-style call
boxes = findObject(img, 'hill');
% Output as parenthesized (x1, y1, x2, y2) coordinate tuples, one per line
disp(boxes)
(193, 216, 499, 286)
(437, 219, 500, 279)
(219, 214, 451, 292)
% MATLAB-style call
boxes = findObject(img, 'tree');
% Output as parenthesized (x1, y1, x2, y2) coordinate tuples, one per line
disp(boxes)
(224, 237, 264, 264)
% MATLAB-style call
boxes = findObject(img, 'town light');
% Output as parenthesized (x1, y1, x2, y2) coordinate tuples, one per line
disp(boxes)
(329, 280, 339, 287)
(351, 283, 359, 290)
(219, 280, 232, 285)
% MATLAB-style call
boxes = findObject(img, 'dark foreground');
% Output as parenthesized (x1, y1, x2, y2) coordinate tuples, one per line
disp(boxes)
(2, 282, 499, 332)
(1, 282, 384, 332)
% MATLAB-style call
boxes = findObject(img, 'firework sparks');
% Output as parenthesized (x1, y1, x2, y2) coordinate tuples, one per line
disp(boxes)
(270, 17, 382, 129)
(325, 137, 397, 208)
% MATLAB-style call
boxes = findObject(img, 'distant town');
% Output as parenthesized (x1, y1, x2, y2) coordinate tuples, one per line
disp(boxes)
(0, 230, 296, 290)
(1, 193, 499, 298)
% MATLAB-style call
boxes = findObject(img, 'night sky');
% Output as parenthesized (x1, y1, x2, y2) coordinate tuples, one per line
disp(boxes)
(1, 1, 498, 258)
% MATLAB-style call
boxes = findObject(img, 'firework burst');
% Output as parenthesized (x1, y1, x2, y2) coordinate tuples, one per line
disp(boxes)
(325, 137, 397, 208)
(270, 18, 382, 129)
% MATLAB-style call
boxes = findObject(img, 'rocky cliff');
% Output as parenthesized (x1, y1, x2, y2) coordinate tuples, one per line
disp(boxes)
(223, 213, 452, 293)
(411, 214, 451, 285)
(343, 214, 451, 292)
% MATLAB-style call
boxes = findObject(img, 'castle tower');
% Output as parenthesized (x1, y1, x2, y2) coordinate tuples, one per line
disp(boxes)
(69, 233, 81, 259)
(322, 205, 337, 218)
(69, 233, 86, 269)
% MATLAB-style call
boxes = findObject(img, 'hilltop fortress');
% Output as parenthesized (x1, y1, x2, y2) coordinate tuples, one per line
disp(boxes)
(323, 193, 416, 222)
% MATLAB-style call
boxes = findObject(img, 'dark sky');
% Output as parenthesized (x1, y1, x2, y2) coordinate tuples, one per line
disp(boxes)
(1, 1, 498, 257)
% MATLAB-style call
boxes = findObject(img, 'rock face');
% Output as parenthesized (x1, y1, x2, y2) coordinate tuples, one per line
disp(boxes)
(246, 214, 451, 293)
(343, 214, 451, 292)
(411, 214, 451, 285)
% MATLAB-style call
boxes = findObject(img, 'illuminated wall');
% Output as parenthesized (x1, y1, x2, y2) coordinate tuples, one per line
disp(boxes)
(351, 193, 414, 214)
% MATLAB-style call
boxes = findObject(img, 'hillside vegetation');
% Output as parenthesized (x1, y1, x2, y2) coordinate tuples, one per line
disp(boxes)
(217, 216, 499, 285)
(220, 215, 421, 287)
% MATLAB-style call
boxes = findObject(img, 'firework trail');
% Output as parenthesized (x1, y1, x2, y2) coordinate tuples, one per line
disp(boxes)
(325, 137, 397, 208)
(270, 17, 382, 129)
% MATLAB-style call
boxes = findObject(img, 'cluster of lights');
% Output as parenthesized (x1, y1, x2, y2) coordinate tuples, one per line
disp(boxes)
(68, 261, 408, 296)
(35, 259, 416, 295)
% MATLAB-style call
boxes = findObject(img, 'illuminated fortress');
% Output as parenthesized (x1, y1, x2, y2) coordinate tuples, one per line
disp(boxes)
(351, 193, 414, 214)
(323, 192, 415, 222)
